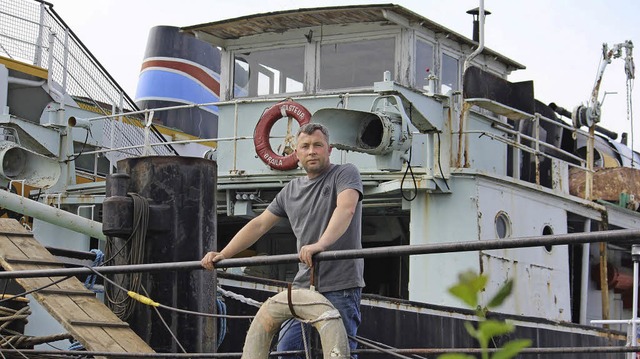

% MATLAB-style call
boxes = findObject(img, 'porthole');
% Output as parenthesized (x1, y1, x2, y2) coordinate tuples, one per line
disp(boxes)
(495, 211, 511, 239)
(543, 225, 553, 252)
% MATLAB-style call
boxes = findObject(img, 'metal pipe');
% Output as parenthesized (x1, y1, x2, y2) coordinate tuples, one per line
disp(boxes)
(7, 77, 46, 87)
(80, 93, 374, 122)
(580, 219, 592, 324)
(633, 244, 640, 346)
(0, 189, 105, 241)
(357, 346, 640, 355)
(464, 130, 588, 170)
(3, 345, 640, 357)
(592, 319, 640, 325)
(487, 125, 587, 164)
(463, 0, 485, 72)
(1, 228, 638, 279)
(351, 336, 415, 359)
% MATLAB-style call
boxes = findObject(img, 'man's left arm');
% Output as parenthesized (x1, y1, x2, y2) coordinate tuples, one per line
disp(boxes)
(299, 188, 360, 266)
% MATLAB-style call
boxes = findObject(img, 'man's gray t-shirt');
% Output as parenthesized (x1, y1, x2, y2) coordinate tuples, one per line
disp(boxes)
(267, 163, 365, 293)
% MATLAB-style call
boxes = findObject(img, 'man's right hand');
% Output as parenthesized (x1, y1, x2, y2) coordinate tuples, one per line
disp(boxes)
(201, 251, 226, 270)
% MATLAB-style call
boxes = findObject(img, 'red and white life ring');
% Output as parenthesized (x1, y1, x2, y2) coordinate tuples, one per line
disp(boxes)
(254, 101, 311, 171)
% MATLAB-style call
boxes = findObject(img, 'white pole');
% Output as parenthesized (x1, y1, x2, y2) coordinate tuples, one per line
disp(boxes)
(580, 219, 591, 324)
(631, 245, 640, 355)
(0, 190, 105, 241)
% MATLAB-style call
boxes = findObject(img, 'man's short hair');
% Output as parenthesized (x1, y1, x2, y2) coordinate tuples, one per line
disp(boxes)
(297, 123, 330, 143)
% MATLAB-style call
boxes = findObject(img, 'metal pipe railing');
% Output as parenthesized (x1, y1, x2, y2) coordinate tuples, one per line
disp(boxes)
(0, 228, 637, 279)
(462, 130, 591, 171)
(2, 345, 640, 358)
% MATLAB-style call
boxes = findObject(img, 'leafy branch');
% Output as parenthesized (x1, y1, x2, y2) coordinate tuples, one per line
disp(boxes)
(437, 271, 531, 359)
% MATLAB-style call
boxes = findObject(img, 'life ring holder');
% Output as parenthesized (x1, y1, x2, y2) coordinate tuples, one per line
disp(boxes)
(253, 100, 311, 171)
(242, 289, 350, 358)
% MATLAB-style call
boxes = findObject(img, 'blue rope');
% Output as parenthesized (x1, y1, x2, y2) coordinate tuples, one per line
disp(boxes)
(84, 249, 104, 292)
(68, 340, 84, 351)
(216, 293, 227, 349)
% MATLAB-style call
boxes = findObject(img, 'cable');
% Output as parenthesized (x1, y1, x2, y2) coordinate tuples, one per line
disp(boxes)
(351, 335, 414, 359)
(627, 77, 635, 167)
(141, 285, 188, 354)
(436, 132, 450, 190)
(87, 267, 254, 320)
(0, 276, 72, 305)
(64, 129, 91, 163)
(400, 147, 417, 201)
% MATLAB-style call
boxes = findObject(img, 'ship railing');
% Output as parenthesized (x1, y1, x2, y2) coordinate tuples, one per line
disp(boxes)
(591, 243, 640, 351)
(1, 0, 174, 167)
(462, 101, 607, 200)
(1, 229, 640, 357)
(0, 0, 136, 114)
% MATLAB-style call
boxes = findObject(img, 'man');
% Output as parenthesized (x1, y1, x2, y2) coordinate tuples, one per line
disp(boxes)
(201, 123, 365, 357)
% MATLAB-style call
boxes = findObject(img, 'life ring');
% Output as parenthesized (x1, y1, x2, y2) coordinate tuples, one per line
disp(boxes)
(254, 101, 311, 171)
(242, 289, 350, 359)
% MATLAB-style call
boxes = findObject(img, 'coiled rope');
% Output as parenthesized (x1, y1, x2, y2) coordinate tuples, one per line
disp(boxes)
(104, 192, 148, 320)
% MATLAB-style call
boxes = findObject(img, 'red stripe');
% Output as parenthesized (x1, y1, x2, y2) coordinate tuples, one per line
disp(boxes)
(141, 59, 220, 96)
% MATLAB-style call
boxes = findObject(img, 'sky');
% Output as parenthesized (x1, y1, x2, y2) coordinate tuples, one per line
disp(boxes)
(48, 0, 640, 150)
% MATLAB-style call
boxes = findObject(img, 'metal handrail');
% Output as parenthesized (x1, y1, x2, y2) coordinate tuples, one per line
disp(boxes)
(1, 228, 637, 279)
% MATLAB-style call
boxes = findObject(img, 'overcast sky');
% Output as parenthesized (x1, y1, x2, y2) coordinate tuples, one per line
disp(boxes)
(49, 0, 640, 149)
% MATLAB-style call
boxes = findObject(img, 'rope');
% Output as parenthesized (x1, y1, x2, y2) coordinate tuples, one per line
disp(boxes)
(216, 286, 262, 308)
(104, 192, 149, 321)
(300, 321, 311, 359)
(216, 294, 227, 349)
(68, 339, 85, 352)
(83, 248, 104, 292)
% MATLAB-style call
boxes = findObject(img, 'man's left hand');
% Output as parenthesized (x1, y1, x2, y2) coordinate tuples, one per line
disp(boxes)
(299, 243, 326, 267)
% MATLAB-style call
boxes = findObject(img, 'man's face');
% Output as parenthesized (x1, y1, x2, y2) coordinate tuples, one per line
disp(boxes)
(295, 129, 332, 177)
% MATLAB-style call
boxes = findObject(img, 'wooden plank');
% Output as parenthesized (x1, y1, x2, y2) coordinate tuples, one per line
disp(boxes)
(72, 295, 155, 352)
(29, 290, 128, 353)
(105, 326, 159, 353)
(0, 219, 155, 355)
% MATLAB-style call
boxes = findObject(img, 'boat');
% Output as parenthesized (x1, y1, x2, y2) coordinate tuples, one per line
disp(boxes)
(0, 0, 639, 357)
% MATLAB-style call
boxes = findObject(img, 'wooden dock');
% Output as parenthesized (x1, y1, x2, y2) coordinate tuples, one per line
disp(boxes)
(0, 219, 155, 357)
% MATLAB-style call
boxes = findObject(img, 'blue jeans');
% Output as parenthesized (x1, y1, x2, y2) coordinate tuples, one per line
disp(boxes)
(277, 287, 362, 358)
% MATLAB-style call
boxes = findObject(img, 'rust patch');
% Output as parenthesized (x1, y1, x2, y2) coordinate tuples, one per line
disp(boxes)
(569, 167, 640, 208)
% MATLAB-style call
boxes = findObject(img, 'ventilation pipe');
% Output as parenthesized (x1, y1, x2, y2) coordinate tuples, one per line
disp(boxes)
(463, 1, 488, 72)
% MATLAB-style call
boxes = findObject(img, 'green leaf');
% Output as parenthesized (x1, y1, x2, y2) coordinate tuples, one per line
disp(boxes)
(448, 271, 488, 308)
(449, 283, 477, 308)
(490, 339, 532, 359)
(437, 354, 476, 359)
(478, 320, 515, 339)
(459, 271, 488, 292)
(487, 279, 514, 308)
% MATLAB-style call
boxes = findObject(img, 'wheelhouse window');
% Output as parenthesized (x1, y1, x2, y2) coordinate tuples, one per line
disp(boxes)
(320, 38, 395, 90)
(441, 53, 459, 94)
(415, 40, 434, 91)
(233, 46, 304, 98)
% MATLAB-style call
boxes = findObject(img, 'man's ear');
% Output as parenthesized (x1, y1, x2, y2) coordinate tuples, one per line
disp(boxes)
(328, 145, 333, 154)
